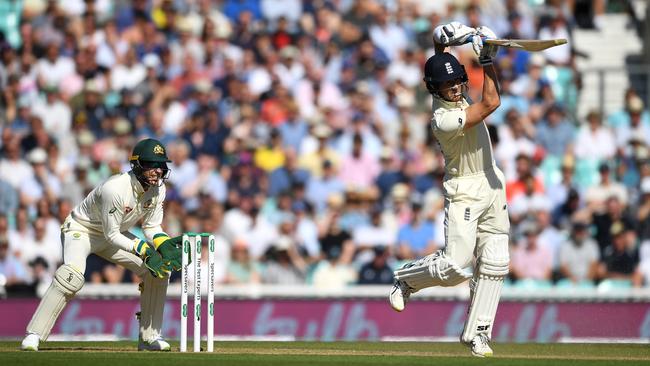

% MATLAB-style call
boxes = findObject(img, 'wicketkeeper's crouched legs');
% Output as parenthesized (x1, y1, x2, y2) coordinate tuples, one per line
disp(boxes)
(138, 273, 169, 343)
(26, 264, 85, 340)
(461, 234, 509, 350)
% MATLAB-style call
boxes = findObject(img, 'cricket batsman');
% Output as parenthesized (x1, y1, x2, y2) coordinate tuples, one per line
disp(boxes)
(389, 22, 510, 357)
(21, 138, 183, 351)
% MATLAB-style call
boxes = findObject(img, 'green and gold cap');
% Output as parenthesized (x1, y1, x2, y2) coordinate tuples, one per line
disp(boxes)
(130, 138, 171, 163)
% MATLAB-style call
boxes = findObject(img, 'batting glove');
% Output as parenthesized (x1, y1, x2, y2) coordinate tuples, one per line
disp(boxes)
(475, 26, 498, 66)
(433, 22, 477, 47)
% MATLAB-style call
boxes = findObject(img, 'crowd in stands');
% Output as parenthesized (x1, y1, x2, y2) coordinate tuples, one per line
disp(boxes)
(0, 0, 649, 297)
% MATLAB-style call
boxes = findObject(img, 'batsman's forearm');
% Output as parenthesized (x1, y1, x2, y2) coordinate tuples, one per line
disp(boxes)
(481, 65, 500, 111)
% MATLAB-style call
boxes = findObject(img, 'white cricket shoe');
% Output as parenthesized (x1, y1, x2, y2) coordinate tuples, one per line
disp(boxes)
(138, 337, 171, 352)
(389, 280, 411, 312)
(21, 333, 40, 351)
(470, 335, 493, 357)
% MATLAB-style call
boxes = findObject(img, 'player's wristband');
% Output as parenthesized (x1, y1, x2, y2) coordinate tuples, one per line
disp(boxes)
(133, 238, 150, 257)
(152, 233, 171, 249)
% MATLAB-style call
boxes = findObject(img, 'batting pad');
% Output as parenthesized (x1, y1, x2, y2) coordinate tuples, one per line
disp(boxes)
(461, 235, 509, 344)
(394, 251, 472, 292)
(139, 273, 169, 342)
(27, 264, 84, 340)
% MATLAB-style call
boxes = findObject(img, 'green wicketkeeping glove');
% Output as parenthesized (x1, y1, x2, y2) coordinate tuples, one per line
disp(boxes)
(134, 239, 171, 278)
(153, 234, 186, 271)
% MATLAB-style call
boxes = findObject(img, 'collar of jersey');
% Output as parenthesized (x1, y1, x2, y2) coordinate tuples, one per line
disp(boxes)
(432, 93, 467, 110)
(129, 171, 146, 196)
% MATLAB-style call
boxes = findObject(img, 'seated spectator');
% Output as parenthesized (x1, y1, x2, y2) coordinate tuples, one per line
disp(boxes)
(298, 124, 340, 178)
(592, 195, 635, 256)
(0, 178, 18, 216)
(318, 209, 355, 265)
(352, 205, 394, 265)
(338, 133, 380, 190)
(607, 90, 650, 129)
(598, 222, 642, 286)
(311, 245, 358, 289)
(558, 221, 600, 285)
(268, 149, 309, 197)
(574, 110, 616, 161)
(261, 236, 307, 285)
(357, 246, 394, 285)
(0, 236, 32, 295)
(306, 160, 345, 214)
(585, 164, 629, 212)
(535, 104, 575, 158)
(29, 256, 52, 297)
(613, 96, 650, 151)
(254, 128, 286, 172)
(225, 239, 261, 284)
(510, 220, 553, 282)
(21, 217, 62, 275)
(506, 153, 545, 203)
(396, 199, 437, 260)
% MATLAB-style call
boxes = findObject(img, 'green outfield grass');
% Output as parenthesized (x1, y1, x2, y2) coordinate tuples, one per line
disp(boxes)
(1, 341, 649, 366)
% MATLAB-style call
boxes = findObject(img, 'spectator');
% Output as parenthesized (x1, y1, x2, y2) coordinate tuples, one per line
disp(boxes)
(506, 153, 545, 203)
(268, 148, 309, 197)
(225, 239, 261, 284)
(0, 177, 18, 215)
(535, 104, 575, 158)
(396, 199, 437, 260)
(558, 221, 600, 285)
(614, 96, 650, 152)
(598, 222, 642, 286)
(0, 235, 32, 295)
(338, 133, 380, 190)
(352, 205, 394, 266)
(586, 165, 629, 215)
(510, 220, 553, 282)
(261, 235, 307, 285)
(357, 246, 394, 285)
(574, 110, 616, 161)
(298, 124, 339, 177)
(311, 245, 358, 289)
(0, 137, 32, 190)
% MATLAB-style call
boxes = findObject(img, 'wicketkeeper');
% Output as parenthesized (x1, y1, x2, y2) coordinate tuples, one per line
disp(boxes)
(389, 22, 510, 357)
(21, 138, 184, 351)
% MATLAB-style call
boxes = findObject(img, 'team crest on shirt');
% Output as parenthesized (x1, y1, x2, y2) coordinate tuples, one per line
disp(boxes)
(143, 199, 153, 209)
(125, 206, 133, 213)
(153, 145, 165, 155)
(72, 232, 81, 239)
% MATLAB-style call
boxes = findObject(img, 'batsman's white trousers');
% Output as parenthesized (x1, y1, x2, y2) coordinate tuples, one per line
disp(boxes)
(442, 165, 510, 267)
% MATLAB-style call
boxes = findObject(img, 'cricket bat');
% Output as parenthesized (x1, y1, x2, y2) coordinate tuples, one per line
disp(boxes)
(482, 38, 568, 52)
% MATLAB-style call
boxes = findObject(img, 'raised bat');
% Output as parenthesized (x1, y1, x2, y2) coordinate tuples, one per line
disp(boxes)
(483, 38, 568, 52)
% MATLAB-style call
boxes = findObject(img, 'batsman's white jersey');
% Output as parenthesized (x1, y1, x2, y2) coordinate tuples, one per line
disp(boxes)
(430, 95, 510, 268)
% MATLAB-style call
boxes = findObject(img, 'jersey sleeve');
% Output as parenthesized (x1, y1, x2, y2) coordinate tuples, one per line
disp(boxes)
(99, 183, 138, 252)
(431, 106, 467, 135)
(141, 185, 166, 243)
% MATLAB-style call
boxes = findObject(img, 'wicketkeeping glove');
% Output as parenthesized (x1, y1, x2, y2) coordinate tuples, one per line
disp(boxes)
(153, 234, 185, 271)
(133, 239, 171, 279)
